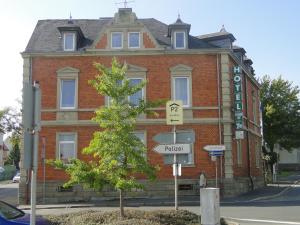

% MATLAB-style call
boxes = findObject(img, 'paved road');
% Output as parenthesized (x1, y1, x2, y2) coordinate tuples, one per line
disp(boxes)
(0, 182, 18, 205)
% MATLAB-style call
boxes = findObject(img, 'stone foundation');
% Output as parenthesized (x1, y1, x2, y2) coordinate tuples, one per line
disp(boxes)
(19, 176, 265, 204)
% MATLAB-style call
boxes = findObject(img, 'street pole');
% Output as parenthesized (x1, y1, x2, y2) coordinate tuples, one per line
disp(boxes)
(30, 82, 41, 225)
(215, 157, 218, 188)
(173, 125, 178, 210)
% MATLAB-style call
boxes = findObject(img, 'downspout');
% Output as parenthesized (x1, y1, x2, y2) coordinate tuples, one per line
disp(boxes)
(244, 73, 254, 190)
(216, 54, 222, 185)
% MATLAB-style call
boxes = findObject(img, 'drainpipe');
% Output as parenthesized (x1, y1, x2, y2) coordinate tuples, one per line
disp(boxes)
(244, 73, 254, 190)
(216, 54, 223, 185)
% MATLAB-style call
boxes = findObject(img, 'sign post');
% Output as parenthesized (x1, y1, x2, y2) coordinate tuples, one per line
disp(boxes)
(203, 145, 225, 188)
(166, 100, 183, 210)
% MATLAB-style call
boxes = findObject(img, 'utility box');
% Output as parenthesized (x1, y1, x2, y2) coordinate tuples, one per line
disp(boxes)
(200, 188, 220, 225)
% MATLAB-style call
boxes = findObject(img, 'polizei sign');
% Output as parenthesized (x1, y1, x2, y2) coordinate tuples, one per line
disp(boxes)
(153, 144, 190, 154)
(233, 66, 243, 131)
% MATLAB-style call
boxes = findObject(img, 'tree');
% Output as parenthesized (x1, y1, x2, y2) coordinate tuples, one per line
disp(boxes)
(50, 58, 162, 218)
(0, 107, 21, 135)
(6, 133, 20, 170)
(260, 75, 300, 156)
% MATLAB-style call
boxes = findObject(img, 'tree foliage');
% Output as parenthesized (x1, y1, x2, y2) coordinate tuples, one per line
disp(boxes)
(260, 75, 300, 153)
(49, 58, 163, 217)
(6, 133, 20, 170)
(0, 107, 21, 135)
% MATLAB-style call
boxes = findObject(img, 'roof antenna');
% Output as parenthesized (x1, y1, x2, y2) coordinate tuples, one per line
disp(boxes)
(68, 12, 73, 24)
(115, 0, 134, 8)
(220, 24, 226, 32)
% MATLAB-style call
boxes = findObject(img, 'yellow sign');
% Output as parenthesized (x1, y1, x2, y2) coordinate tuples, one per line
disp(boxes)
(166, 100, 183, 125)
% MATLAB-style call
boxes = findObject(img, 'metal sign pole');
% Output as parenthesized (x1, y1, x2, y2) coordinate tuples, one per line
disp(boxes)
(30, 82, 41, 225)
(215, 157, 218, 188)
(173, 125, 178, 210)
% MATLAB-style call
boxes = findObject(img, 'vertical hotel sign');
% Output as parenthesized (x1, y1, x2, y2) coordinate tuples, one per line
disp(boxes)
(233, 66, 243, 130)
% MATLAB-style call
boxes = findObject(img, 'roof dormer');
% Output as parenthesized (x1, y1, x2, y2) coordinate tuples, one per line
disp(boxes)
(57, 18, 85, 51)
(168, 15, 191, 49)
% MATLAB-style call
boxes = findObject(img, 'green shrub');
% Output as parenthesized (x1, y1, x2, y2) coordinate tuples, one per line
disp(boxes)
(0, 165, 16, 181)
(47, 209, 228, 225)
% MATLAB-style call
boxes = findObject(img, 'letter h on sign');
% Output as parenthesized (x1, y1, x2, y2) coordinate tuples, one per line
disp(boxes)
(233, 66, 241, 74)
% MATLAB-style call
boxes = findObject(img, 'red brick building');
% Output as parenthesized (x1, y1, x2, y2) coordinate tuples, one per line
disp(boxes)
(20, 8, 263, 203)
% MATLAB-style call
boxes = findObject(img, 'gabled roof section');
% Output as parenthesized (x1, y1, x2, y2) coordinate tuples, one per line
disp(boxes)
(127, 64, 148, 72)
(24, 11, 223, 53)
(56, 67, 80, 74)
(197, 25, 236, 42)
(170, 64, 193, 72)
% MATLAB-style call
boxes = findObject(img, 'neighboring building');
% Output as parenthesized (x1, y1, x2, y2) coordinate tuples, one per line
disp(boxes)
(278, 147, 300, 171)
(20, 8, 263, 204)
(0, 133, 9, 167)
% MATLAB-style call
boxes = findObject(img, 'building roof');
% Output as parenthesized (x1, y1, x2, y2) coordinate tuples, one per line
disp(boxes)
(197, 25, 236, 42)
(24, 17, 216, 53)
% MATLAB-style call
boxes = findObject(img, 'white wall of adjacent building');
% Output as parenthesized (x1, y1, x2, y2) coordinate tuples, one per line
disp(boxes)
(0, 133, 3, 167)
(279, 148, 300, 164)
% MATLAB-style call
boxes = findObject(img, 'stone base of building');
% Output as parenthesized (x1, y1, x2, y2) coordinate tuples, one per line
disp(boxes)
(19, 176, 265, 204)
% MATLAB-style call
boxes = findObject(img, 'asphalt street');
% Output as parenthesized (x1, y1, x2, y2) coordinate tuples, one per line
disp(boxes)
(2, 176, 300, 225)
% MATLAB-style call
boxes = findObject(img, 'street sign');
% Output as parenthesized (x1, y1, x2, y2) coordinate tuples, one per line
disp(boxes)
(209, 151, 224, 156)
(173, 163, 182, 176)
(153, 130, 195, 144)
(153, 144, 190, 154)
(203, 145, 225, 152)
(166, 100, 183, 125)
(235, 130, 244, 139)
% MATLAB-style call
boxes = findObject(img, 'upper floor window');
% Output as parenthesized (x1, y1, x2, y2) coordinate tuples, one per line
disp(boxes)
(128, 32, 140, 48)
(111, 32, 123, 48)
(60, 79, 76, 109)
(58, 133, 77, 164)
(173, 77, 190, 107)
(129, 78, 143, 106)
(175, 31, 185, 49)
(64, 33, 76, 51)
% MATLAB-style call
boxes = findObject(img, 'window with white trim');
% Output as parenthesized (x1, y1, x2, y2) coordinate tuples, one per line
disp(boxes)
(255, 140, 261, 168)
(175, 31, 185, 49)
(134, 131, 146, 158)
(128, 32, 140, 48)
(58, 133, 76, 164)
(60, 79, 76, 109)
(111, 32, 123, 48)
(129, 78, 143, 106)
(252, 92, 257, 124)
(173, 77, 190, 107)
(237, 140, 242, 166)
(64, 33, 76, 51)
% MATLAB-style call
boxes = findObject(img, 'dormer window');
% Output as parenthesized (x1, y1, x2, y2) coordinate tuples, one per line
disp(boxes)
(175, 31, 185, 49)
(64, 32, 76, 51)
(128, 32, 140, 48)
(111, 32, 123, 49)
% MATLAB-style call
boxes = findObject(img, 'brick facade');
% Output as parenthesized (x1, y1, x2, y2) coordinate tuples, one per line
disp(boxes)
(20, 8, 263, 204)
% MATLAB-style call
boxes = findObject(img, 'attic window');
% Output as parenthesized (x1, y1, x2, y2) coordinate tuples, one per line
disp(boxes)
(64, 33, 76, 51)
(175, 32, 185, 49)
(111, 32, 123, 49)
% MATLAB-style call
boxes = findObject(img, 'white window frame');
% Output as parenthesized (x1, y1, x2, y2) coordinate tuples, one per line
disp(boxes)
(111, 32, 123, 49)
(128, 78, 144, 105)
(173, 76, 190, 107)
(63, 32, 76, 51)
(57, 133, 77, 164)
(133, 131, 147, 158)
(252, 92, 257, 124)
(56, 67, 79, 110)
(128, 32, 140, 48)
(174, 31, 185, 49)
(60, 79, 76, 109)
(255, 140, 261, 168)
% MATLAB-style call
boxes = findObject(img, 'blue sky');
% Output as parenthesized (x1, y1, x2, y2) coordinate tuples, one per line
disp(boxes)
(0, 0, 299, 109)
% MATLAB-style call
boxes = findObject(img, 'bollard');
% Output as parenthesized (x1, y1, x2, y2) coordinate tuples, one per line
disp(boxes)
(200, 188, 220, 225)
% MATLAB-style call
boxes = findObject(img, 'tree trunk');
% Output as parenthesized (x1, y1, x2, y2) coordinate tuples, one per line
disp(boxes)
(119, 189, 124, 219)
